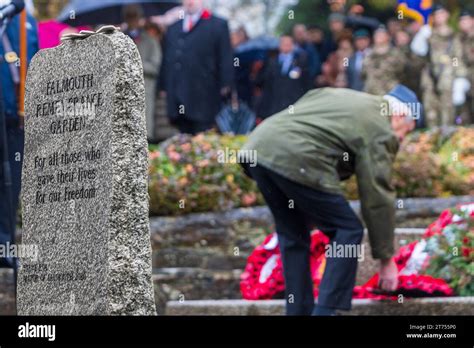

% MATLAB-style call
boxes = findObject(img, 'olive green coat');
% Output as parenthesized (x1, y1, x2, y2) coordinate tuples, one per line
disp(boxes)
(243, 88, 400, 259)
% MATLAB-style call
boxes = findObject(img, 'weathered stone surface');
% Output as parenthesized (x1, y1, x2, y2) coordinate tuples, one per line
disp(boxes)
(153, 247, 247, 269)
(153, 268, 241, 299)
(150, 196, 473, 248)
(17, 27, 155, 315)
(165, 297, 474, 316)
(387, 196, 474, 220)
(153, 267, 241, 315)
(150, 195, 474, 229)
(150, 207, 272, 249)
(0, 269, 15, 315)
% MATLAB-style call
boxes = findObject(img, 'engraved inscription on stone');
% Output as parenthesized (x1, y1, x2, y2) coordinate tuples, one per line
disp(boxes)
(17, 28, 156, 315)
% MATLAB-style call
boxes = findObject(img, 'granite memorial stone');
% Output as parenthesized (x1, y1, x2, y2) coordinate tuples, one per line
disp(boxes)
(17, 26, 156, 315)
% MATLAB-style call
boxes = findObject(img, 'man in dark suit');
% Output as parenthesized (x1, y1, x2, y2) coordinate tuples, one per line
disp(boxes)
(257, 35, 311, 119)
(161, 0, 234, 134)
(324, 13, 346, 58)
(347, 29, 371, 91)
(292, 24, 321, 81)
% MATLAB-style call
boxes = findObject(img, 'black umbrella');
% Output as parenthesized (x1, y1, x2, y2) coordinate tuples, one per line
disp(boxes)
(234, 36, 279, 55)
(216, 99, 256, 136)
(57, 0, 180, 26)
(345, 14, 380, 33)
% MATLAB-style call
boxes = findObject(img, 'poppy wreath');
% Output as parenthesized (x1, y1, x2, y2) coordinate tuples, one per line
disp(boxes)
(421, 203, 474, 296)
(355, 203, 473, 298)
(240, 230, 329, 300)
(353, 240, 454, 299)
(241, 203, 473, 300)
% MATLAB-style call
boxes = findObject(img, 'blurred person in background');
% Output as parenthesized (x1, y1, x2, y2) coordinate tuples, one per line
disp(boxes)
(348, 3, 364, 16)
(316, 33, 352, 88)
(345, 4, 380, 34)
(161, 0, 233, 135)
(143, 20, 164, 89)
(458, 10, 474, 123)
(231, 26, 255, 107)
(292, 23, 321, 82)
(396, 29, 425, 104)
(0, 9, 39, 268)
(394, 29, 411, 48)
(308, 25, 329, 63)
(406, 18, 422, 37)
(325, 13, 346, 57)
(231, 25, 248, 48)
(327, 0, 346, 13)
(257, 35, 310, 119)
(362, 25, 406, 96)
(386, 18, 402, 43)
(123, 5, 162, 142)
(346, 28, 371, 91)
(411, 4, 469, 126)
(144, 20, 164, 45)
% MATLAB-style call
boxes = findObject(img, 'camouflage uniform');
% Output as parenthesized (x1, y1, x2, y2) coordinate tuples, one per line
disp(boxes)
(362, 47, 407, 96)
(421, 27, 468, 126)
(399, 46, 426, 101)
(460, 31, 474, 123)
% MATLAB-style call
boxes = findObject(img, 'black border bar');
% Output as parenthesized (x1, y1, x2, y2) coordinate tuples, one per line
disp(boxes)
(0, 315, 472, 345)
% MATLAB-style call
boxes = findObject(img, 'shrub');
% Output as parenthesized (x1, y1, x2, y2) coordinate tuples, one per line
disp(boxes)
(148, 132, 264, 216)
(148, 128, 474, 216)
(392, 131, 445, 197)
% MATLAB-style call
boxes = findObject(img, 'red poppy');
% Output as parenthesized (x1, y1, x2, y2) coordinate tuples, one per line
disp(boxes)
(461, 247, 471, 258)
(423, 209, 453, 238)
(201, 9, 212, 20)
(240, 231, 328, 300)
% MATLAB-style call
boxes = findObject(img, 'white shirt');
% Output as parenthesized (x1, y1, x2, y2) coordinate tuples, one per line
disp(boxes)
(355, 49, 369, 72)
(182, 10, 203, 32)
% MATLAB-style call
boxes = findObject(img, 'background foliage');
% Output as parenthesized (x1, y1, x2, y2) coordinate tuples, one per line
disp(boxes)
(149, 127, 474, 216)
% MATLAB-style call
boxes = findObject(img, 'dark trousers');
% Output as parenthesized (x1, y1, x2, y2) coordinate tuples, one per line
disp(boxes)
(0, 126, 24, 268)
(247, 164, 363, 315)
(171, 101, 215, 135)
(173, 117, 214, 135)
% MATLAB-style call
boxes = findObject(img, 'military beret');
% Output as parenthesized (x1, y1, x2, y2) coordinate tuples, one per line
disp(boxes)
(374, 24, 388, 34)
(459, 9, 472, 18)
(432, 4, 447, 13)
(353, 28, 370, 39)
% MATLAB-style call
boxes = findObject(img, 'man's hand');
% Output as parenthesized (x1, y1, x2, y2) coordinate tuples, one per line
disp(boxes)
(378, 258, 398, 292)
